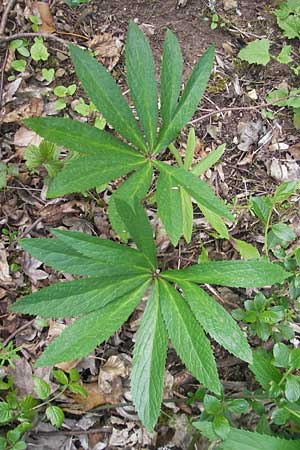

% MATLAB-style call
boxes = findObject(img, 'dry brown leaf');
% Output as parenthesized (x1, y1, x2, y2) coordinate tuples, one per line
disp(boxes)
(13, 126, 43, 147)
(9, 358, 34, 397)
(98, 355, 129, 393)
(267, 154, 300, 181)
(289, 144, 300, 160)
(3, 98, 44, 123)
(22, 253, 48, 284)
(4, 48, 15, 72)
(3, 78, 23, 105)
(224, 0, 237, 11)
(0, 243, 12, 284)
(33, 1, 56, 33)
(237, 121, 263, 152)
(65, 380, 123, 413)
(87, 33, 123, 71)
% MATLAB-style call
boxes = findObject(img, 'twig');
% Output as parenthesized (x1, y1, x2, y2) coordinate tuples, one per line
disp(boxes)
(0, 32, 70, 48)
(0, 0, 16, 35)
(18, 217, 43, 239)
(0, 48, 8, 112)
(29, 426, 112, 436)
(3, 318, 35, 347)
(189, 95, 300, 124)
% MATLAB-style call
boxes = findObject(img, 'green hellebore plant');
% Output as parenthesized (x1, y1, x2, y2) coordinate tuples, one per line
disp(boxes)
(11, 199, 289, 431)
(23, 21, 233, 246)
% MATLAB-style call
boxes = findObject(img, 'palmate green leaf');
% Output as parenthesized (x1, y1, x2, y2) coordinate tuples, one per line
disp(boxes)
(126, 22, 158, 150)
(115, 198, 157, 270)
(47, 150, 146, 198)
(180, 187, 193, 243)
(69, 44, 147, 152)
(194, 422, 300, 450)
(19, 236, 150, 276)
(131, 280, 167, 431)
(232, 239, 260, 260)
(160, 29, 183, 126)
(51, 228, 151, 268)
(156, 170, 183, 246)
(155, 162, 234, 221)
(249, 349, 281, 391)
(192, 144, 225, 176)
(35, 281, 150, 367)
(219, 427, 300, 450)
(159, 279, 221, 394)
(198, 204, 229, 239)
(20, 228, 152, 272)
(161, 260, 289, 287)
(108, 163, 153, 241)
(184, 128, 196, 170)
(11, 274, 150, 318)
(23, 118, 139, 157)
(155, 46, 214, 153)
(179, 282, 252, 363)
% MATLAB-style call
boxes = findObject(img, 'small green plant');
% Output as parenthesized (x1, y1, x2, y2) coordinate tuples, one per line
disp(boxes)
(9, 37, 49, 74)
(30, 38, 49, 62)
(53, 84, 77, 111)
(275, 0, 300, 39)
(74, 98, 96, 116)
(41, 68, 55, 83)
(10, 59, 26, 73)
(9, 40, 30, 58)
(10, 199, 289, 430)
(1, 228, 18, 242)
(0, 368, 86, 448)
(232, 292, 289, 341)
(24, 21, 234, 246)
(29, 15, 39, 32)
(24, 141, 63, 179)
(0, 163, 19, 191)
(250, 180, 299, 256)
(210, 13, 220, 30)
(0, 343, 20, 368)
(195, 392, 249, 440)
(264, 86, 300, 129)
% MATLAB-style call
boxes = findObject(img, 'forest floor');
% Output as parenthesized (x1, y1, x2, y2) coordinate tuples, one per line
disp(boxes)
(0, 0, 300, 449)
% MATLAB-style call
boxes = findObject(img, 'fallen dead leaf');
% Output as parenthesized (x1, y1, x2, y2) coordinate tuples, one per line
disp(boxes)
(65, 380, 123, 413)
(9, 358, 34, 397)
(2, 78, 22, 105)
(22, 253, 48, 284)
(87, 33, 123, 71)
(0, 243, 12, 284)
(98, 355, 129, 394)
(4, 48, 15, 72)
(289, 144, 300, 160)
(64, 355, 129, 413)
(267, 154, 300, 181)
(33, 1, 56, 33)
(237, 121, 263, 152)
(224, 0, 237, 11)
(3, 98, 44, 123)
(13, 126, 43, 147)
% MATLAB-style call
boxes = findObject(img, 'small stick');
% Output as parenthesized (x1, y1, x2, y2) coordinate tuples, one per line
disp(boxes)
(0, 32, 70, 47)
(189, 95, 300, 124)
(0, 0, 16, 35)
